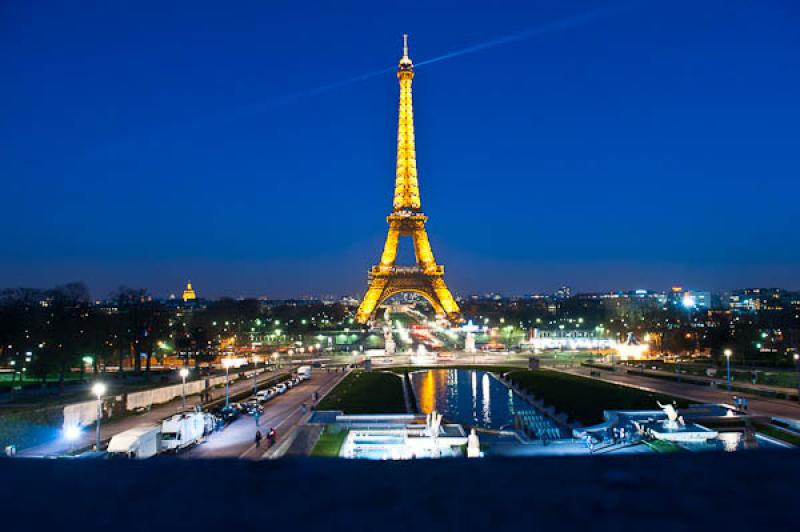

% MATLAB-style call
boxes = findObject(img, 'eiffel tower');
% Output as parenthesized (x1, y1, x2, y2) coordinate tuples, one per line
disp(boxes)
(355, 35, 460, 324)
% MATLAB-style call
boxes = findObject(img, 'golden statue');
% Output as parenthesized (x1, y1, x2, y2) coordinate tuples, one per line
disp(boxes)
(355, 35, 460, 324)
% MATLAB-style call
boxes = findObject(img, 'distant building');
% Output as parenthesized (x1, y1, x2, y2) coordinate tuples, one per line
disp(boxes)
(728, 288, 784, 313)
(182, 281, 197, 302)
(682, 290, 711, 310)
(555, 286, 571, 299)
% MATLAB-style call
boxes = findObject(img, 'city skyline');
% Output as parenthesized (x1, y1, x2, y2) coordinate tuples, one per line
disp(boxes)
(3, 1, 800, 297)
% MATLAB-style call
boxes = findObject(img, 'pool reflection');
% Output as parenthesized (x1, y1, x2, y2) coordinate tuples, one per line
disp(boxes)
(411, 369, 531, 430)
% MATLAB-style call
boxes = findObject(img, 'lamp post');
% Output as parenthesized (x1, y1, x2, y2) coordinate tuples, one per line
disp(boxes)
(92, 382, 106, 451)
(724, 349, 733, 392)
(179, 367, 189, 411)
(222, 358, 233, 407)
(794, 353, 799, 401)
(252, 356, 261, 396)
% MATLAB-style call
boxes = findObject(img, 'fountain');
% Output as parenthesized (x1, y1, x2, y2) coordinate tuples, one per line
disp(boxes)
(645, 402, 719, 443)
(411, 343, 435, 365)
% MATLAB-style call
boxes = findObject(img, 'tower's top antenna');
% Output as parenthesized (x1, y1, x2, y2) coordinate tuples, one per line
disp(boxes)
(399, 33, 413, 69)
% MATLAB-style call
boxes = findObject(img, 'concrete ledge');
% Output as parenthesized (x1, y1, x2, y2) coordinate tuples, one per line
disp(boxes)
(0, 451, 796, 530)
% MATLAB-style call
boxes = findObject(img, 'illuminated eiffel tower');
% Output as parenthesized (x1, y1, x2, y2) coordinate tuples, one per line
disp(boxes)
(355, 35, 460, 324)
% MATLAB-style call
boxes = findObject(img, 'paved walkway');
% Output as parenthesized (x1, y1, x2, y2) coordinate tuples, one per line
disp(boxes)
(551, 366, 800, 421)
(619, 365, 799, 398)
(18, 369, 290, 457)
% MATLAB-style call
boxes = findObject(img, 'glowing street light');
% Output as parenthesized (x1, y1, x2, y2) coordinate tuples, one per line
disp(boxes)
(64, 425, 81, 454)
(179, 367, 189, 411)
(64, 425, 81, 441)
(723, 349, 733, 392)
(92, 382, 106, 451)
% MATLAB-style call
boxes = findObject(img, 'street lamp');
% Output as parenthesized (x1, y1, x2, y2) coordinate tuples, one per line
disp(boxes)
(723, 349, 733, 392)
(252, 355, 261, 396)
(222, 358, 234, 407)
(92, 382, 106, 451)
(793, 353, 799, 401)
(179, 368, 189, 411)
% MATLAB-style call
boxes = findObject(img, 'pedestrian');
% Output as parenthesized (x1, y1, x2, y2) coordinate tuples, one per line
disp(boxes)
(743, 398, 748, 411)
(255, 430, 263, 448)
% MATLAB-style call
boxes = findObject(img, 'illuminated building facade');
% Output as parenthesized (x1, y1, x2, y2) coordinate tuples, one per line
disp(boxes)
(356, 35, 460, 324)
(182, 280, 197, 302)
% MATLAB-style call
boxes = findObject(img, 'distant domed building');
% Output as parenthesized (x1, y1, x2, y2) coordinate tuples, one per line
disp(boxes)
(182, 281, 197, 302)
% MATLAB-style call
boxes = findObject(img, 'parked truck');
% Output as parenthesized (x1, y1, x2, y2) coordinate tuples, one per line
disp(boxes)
(161, 412, 206, 452)
(297, 366, 312, 380)
(107, 425, 162, 459)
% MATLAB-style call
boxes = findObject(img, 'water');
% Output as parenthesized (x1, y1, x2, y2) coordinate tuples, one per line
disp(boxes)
(410, 369, 531, 430)
(680, 432, 786, 452)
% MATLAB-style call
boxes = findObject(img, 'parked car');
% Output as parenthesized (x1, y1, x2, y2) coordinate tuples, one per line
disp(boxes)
(215, 405, 241, 424)
(275, 383, 288, 394)
(243, 401, 263, 416)
(255, 389, 274, 403)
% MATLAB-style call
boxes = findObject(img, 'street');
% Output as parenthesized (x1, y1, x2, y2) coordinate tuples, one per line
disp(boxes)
(18, 368, 291, 457)
(183, 370, 346, 459)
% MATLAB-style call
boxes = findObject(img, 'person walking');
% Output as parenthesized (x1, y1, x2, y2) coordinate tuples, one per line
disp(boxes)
(255, 429, 263, 448)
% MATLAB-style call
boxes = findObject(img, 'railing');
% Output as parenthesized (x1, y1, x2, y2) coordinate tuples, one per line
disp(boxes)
(369, 265, 444, 276)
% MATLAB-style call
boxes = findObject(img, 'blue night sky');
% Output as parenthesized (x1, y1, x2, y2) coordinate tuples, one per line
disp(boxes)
(2, 0, 799, 299)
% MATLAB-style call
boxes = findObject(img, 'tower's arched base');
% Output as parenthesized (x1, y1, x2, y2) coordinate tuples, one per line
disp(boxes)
(355, 268, 459, 324)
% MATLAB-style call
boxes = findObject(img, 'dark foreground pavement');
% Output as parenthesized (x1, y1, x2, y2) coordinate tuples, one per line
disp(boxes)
(0, 451, 796, 531)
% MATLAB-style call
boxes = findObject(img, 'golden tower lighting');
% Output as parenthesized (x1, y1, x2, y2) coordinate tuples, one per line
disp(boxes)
(355, 35, 460, 324)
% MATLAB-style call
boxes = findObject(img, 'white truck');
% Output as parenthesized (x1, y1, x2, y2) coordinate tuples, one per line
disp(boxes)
(297, 366, 312, 381)
(107, 425, 162, 459)
(161, 412, 206, 452)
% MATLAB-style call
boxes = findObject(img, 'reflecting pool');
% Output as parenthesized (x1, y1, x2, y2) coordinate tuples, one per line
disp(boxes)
(411, 368, 531, 430)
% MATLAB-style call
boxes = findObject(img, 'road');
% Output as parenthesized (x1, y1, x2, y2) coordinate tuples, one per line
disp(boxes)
(18, 368, 292, 457)
(551, 365, 800, 420)
(183, 370, 347, 459)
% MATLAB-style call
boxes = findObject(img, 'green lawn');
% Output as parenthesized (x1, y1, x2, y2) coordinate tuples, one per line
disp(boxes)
(310, 425, 349, 457)
(753, 423, 800, 447)
(0, 372, 85, 391)
(316, 370, 406, 414)
(644, 439, 682, 453)
(507, 369, 687, 426)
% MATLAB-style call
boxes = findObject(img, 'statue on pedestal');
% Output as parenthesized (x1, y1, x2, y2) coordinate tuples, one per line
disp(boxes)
(383, 325, 396, 355)
(467, 428, 481, 458)
(465, 331, 476, 353)
(657, 401, 685, 430)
